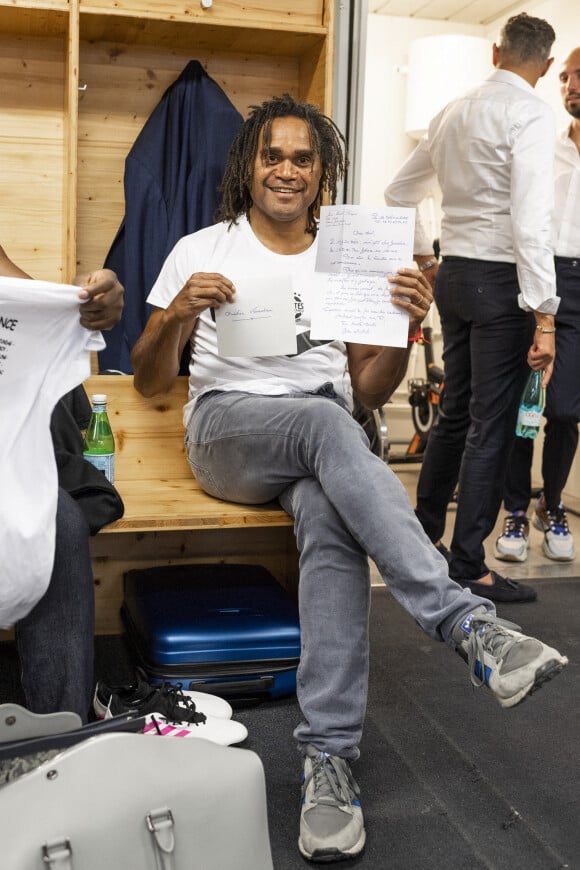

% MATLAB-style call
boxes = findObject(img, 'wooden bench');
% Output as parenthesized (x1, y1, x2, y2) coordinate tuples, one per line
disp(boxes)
(87, 375, 298, 634)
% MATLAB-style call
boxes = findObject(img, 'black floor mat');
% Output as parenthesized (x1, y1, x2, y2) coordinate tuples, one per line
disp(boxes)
(1, 578, 578, 868)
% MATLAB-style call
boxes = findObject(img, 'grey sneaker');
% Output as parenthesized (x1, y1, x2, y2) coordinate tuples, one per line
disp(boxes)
(299, 745, 366, 862)
(453, 610, 568, 708)
(532, 496, 575, 561)
(494, 512, 529, 562)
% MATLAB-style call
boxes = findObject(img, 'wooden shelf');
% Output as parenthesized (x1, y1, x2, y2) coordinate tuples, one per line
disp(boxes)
(79, 12, 326, 55)
(79, 0, 324, 30)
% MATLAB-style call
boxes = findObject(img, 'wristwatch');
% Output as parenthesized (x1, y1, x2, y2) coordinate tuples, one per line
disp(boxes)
(417, 258, 438, 272)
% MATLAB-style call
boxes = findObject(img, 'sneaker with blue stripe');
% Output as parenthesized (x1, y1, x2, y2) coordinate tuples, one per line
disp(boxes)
(453, 608, 568, 708)
(299, 745, 365, 863)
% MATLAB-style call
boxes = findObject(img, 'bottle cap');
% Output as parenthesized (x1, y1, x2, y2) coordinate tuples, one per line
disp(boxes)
(91, 394, 108, 403)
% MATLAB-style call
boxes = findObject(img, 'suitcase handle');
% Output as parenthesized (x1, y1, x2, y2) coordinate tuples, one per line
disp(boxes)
(187, 676, 275, 696)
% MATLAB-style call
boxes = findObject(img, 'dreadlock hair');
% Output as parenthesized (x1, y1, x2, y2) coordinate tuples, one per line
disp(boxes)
(497, 12, 555, 66)
(216, 94, 348, 237)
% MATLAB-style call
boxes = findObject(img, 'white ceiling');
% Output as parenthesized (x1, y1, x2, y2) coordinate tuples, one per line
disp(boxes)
(368, 0, 524, 27)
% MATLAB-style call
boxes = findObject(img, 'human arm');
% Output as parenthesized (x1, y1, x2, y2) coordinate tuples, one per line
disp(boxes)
(131, 272, 235, 397)
(510, 108, 558, 384)
(384, 136, 439, 259)
(511, 108, 558, 315)
(1, 244, 124, 331)
(347, 267, 433, 409)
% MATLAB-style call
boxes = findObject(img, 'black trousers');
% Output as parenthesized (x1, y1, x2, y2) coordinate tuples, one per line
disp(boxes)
(504, 256, 580, 513)
(415, 257, 534, 580)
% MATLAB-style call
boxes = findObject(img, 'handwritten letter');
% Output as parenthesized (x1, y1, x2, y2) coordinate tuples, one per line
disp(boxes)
(311, 205, 415, 347)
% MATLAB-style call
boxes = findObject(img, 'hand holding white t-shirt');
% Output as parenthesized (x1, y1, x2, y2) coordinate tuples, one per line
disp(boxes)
(0, 277, 104, 627)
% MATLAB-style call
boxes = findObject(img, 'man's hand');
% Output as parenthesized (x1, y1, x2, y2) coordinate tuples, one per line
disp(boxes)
(75, 269, 124, 331)
(167, 272, 236, 323)
(388, 267, 434, 339)
(528, 327, 556, 388)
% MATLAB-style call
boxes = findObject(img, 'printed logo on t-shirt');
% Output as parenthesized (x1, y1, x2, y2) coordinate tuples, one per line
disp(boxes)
(289, 289, 330, 357)
(294, 292, 304, 322)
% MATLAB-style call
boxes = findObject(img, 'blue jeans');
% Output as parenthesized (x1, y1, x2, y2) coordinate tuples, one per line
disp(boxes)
(186, 388, 493, 759)
(416, 258, 535, 580)
(15, 488, 95, 722)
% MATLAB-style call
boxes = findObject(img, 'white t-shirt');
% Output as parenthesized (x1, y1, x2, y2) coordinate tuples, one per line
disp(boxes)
(147, 217, 352, 427)
(0, 277, 104, 628)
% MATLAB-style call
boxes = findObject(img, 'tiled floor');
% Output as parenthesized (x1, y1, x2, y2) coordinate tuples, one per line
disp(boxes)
(370, 461, 579, 585)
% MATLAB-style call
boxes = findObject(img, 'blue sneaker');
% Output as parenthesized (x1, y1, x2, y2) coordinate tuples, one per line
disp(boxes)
(453, 610, 568, 708)
(299, 745, 365, 862)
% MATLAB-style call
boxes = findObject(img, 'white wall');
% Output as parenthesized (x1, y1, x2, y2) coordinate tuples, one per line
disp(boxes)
(359, 15, 485, 208)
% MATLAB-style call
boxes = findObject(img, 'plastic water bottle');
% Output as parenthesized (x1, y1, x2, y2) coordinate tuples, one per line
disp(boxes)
(515, 369, 544, 439)
(83, 393, 115, 482)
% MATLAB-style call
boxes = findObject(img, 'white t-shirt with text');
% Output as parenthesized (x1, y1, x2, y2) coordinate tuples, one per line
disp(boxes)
(0, 277, 103, 627)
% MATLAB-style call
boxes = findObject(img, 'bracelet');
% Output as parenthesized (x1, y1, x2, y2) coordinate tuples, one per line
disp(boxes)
(417, 258, 438, 272)
(408, 326, 430, 344)
(535, 324, 556, 334)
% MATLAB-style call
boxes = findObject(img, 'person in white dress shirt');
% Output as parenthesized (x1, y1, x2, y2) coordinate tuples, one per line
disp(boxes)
(385, 12, 558, 604)
(497, 46, 580, 565)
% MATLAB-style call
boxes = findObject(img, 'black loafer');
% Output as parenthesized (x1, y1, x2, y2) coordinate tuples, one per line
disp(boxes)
(458, 570, 537, 603)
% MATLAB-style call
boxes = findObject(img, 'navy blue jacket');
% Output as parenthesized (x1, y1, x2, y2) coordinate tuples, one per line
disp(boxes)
(100, 61, 242, 373)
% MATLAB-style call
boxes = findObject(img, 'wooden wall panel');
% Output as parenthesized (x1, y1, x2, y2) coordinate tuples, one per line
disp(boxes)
(75, 41, 302, 272)
(0, 34, 66, 279)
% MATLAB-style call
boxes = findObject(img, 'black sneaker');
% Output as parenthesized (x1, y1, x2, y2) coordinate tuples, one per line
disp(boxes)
(93, 669, 206, 724)
(93, 670, 248, 745)
(93, 668, 234, 721)
(457, 570, 537, 603)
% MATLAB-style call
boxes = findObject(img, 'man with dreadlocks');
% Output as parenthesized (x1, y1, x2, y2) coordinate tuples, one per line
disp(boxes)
(132, 94, 568, 863)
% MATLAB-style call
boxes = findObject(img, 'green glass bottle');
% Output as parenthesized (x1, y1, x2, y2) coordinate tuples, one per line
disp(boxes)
(83, 393, 115, 482)
(515, 369, 544, 439)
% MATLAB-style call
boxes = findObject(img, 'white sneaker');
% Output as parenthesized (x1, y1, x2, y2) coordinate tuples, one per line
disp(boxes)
(454, 611, 568, 708)
(142, 713, 248, 746)
(494, 513, 529, 562)
(532, 499, 575, 562)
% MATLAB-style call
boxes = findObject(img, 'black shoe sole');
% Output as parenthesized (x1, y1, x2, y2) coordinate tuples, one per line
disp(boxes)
(300, 847, 365, 864)
(527, 659, 568, 701)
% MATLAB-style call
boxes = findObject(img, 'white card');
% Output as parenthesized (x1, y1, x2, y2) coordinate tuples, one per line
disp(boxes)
(215, 274, 297, 357)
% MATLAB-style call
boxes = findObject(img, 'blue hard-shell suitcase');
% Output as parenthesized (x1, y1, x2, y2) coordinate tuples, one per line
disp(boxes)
(121, 564, 301, 700)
